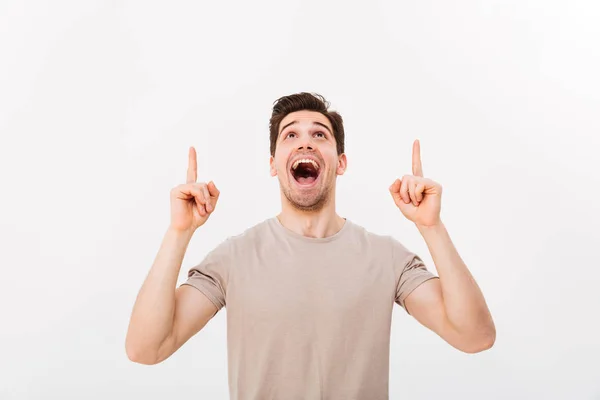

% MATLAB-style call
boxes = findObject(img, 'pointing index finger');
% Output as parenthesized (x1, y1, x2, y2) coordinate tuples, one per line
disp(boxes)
(412, 139, 423, 177)
(187, 146, 197, 183)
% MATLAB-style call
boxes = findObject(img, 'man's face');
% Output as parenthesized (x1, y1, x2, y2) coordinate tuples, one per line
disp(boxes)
(270, 110, 347, 211)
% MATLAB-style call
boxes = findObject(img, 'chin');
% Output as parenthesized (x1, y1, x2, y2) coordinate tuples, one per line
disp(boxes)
(283, 180, 332, 212)
(288, 195, 327, 212)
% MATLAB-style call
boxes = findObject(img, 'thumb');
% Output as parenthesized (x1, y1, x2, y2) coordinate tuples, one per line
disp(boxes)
(389, 179, 402, 204)
(207, 181, 220, 201)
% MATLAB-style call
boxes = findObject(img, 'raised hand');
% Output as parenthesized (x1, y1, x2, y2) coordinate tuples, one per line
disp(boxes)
(389, 139, 442, 227)
(169, 147, 220, 233)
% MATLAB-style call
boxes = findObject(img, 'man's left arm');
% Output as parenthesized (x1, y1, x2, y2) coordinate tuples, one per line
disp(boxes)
(406, 222, 495, 353)
(389, 139, 495, 353)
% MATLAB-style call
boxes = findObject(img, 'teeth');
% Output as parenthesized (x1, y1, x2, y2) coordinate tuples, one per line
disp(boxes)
(292, 158, 319, 170)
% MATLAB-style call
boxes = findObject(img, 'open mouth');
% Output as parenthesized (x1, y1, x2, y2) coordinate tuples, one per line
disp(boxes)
(290, 158, 321, 186)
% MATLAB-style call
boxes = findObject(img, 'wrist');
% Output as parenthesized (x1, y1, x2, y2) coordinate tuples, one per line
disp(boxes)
(167, 225, 196, 241)
(416, 220, 444, 234)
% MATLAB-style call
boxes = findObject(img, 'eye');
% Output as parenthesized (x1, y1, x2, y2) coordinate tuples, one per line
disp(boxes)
(285, 132, 297, 139)
(314, 131, 325, 138)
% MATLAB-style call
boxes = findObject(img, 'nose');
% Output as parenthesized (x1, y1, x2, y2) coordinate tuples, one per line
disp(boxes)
(297, 133, 314, 151)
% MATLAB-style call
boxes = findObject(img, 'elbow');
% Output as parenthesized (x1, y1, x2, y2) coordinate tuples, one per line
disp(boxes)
(126, 350, 155, 365)
(463, 333, 495, 353)
(461, 324, 496, 354)
(125, 339, 159, 365)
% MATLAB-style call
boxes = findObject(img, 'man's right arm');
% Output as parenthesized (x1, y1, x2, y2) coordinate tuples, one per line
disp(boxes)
(126, 146, 221, 364)
(125, 227, 217, 365)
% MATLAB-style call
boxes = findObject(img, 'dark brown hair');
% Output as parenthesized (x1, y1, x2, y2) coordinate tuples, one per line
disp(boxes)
(269, 92, 345, 156)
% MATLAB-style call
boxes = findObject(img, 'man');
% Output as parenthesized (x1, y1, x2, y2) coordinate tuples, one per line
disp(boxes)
(125, 92, 495, 399)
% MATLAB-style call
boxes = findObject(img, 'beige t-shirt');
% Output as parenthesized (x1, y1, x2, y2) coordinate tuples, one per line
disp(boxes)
(181, 217, 437, 400)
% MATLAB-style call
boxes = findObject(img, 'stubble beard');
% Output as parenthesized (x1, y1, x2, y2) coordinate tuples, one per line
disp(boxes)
(281, 174, 333, 212)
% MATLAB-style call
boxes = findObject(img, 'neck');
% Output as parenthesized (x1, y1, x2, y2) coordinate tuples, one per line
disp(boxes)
(277, 196, 345, 239)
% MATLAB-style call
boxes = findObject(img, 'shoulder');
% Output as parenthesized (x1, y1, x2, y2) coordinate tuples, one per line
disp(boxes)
(345, 219, 394, 244)
(346, 220, 415, 261)
(344, 220, 397, 254)
(193, 219, 271, 269)
(211, 217, 274, 252)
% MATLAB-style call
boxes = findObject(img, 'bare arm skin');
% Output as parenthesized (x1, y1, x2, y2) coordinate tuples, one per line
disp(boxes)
(405, 222, 495, 353)
(125, 146, 221, 364)
(125, 228, 217, 364)
(390, 140, 495, 353)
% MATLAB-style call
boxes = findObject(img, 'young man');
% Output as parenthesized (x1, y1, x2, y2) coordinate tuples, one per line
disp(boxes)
(126, 93, 495, 399)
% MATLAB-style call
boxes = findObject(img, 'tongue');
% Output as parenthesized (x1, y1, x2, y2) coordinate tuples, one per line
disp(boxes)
(297, 176, 316, 185)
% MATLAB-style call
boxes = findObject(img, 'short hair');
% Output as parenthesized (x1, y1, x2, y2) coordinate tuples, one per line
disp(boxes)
(269, 92, 345, 156)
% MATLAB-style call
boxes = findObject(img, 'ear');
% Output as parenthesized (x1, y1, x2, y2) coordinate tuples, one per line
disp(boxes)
(269, 155, 277, 177)
(336, 153, 347, 176)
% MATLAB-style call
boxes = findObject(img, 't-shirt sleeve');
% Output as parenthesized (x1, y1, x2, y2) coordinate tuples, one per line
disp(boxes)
(179, 239, 231, 313)
(391, 237, 438, 313)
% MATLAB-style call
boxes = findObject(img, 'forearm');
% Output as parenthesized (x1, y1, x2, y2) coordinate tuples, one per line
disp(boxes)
(417, 221, 494, 338)
(126, 226, 194, 359)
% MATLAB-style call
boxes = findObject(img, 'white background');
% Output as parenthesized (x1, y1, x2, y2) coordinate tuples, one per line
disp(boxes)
(1, 0, 599, 399)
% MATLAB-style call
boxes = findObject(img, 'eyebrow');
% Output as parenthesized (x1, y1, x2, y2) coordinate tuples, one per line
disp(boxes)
(279, 121, 333, 136)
